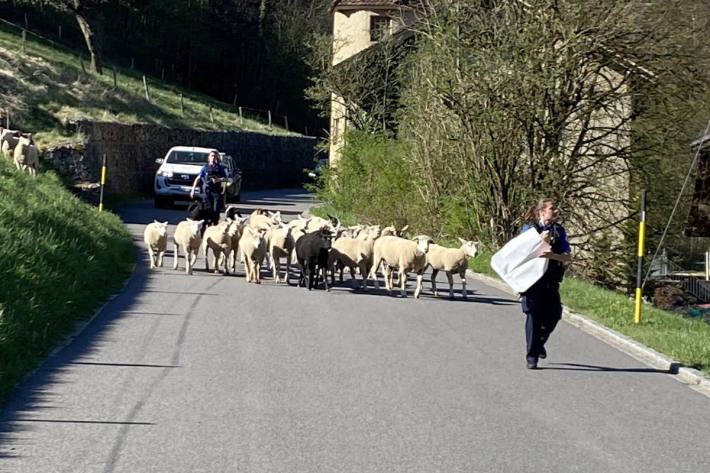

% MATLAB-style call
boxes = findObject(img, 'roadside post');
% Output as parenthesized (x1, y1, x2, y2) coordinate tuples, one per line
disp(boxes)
(634, 189, 646, 324)
(98, 154, 107, 212)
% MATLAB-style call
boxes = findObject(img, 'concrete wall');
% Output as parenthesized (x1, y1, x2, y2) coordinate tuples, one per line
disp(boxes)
(58, 120, 319, 194)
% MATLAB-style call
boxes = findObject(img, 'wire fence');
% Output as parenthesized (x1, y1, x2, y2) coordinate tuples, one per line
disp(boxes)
(0, 17, 321, 137)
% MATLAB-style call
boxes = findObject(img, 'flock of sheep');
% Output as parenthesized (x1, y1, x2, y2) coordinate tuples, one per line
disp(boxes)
(0, 127, 39, 175)
(144, 206, 480, 299)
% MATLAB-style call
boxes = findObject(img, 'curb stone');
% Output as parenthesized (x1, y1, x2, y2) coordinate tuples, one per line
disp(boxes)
(467, 270, 710, 397)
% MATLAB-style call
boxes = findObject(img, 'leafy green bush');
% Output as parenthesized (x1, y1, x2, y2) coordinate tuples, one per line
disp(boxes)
(0, 160, 135, 402)
(315, 130, 422, 229)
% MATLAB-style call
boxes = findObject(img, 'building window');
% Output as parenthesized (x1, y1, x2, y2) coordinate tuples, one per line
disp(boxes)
(370, 15, 391, 42)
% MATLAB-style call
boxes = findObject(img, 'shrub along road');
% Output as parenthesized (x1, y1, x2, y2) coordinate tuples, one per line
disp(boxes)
(1, 189, 709, 472)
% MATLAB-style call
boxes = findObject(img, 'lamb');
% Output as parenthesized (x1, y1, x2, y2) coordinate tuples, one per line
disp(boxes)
(143, 220, 169, 269)
(426, 239, 479, 299)
(369, 235, 433, 298)
(13, 135, 39, 175)
(202, 220, 234, 274)
(266, 223, 295, 284)
(0, 129, 20, 158)
(239, 226, 267, 283)
(295, 227, 333, 290)
(172, 218, 204, 275)
(224, 216, 249, 273)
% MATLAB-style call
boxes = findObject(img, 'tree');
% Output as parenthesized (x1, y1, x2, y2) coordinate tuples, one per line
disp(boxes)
(400, 0, 710, 281)
(49, 0, 106, 74)
(312, 0, 710, 284)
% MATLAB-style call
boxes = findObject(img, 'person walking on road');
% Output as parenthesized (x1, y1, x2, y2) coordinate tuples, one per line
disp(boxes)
(189, 150, 227, 226)
(520, 198, 571, 369)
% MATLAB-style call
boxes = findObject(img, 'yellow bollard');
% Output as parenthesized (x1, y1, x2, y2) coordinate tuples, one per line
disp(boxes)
(634, 190, 646, 324)
(98, 155, 107, 212)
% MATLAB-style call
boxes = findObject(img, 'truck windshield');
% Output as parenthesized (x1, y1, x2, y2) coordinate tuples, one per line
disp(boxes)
(166, 151, 208, 164)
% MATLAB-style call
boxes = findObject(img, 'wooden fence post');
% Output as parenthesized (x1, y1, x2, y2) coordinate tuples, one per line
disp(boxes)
(24, 12, 28, 28)
(21, 29, 26, 53)
(268, 110, 272, 129)
(6, 109, 10, 129)
(143, 75, 150, 101)
(232, 93, 237, 106)
(112, 67, 117, 88)
(209, 104, 214, 123)
(58, 25, 61, 39)
(284, 116, 288, 131)
(180, 93, 185, 115)
(239, 106, 243, 126)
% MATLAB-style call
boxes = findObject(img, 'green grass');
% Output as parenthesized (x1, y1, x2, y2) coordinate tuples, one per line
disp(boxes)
(0, 158, 135, 403)
(472, 253, 710, 376)
(0, 19, 295, 149)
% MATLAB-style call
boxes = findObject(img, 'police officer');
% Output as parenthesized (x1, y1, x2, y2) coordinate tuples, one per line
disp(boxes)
(189, 150, 228, 226)
(520, 198, 571, 369)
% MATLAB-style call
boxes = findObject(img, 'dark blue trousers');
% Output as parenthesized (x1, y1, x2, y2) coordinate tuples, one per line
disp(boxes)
(521, 277, 562, 363)
(203, 192, 223, 225)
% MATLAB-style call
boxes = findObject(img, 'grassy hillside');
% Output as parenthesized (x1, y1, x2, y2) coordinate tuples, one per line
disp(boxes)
(0, 19, 296, 150)
(0, 158, 134, 403)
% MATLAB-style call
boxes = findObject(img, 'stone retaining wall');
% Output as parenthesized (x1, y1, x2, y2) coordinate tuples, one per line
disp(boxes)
(48, 120, 320, 194)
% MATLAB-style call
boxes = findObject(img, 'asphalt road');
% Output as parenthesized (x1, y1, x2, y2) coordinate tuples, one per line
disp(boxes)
(1, 188, 709, 472)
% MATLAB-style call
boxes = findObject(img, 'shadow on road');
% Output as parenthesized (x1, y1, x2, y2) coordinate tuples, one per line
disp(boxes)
(540, 362, 675, 374)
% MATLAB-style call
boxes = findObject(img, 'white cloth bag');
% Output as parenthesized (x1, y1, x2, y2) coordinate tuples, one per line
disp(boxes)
(490, 228, 551, 293)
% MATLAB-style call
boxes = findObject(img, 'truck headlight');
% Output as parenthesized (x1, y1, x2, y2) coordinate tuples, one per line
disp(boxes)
(157, 169, 173, 178)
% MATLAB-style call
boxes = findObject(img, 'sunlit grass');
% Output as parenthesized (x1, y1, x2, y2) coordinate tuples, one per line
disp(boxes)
(0, 19, 296, 148)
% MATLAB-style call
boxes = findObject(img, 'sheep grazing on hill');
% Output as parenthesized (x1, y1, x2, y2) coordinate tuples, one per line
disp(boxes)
(13, 135, 39, 175)
(369, 235, 433, 298)
(0, 129, 20, 158)
(202, 220, 234, 274)
(143, 220, 169, 269)
(239, 226, 267, 283)
(426, 239, 479, 299)
(173, 218, 204, 275)
(295, 227, 333, 290)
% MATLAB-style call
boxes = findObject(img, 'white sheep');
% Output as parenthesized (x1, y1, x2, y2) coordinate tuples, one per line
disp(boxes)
(13, 135, 39, 175)
(143, 220, 169, 269)
(173, 218, 204, 275)
(0, 129, 20, 158)
(224, 216, 249, 272)
(202, 220, 234, 274)
(249, 209, 281, 230)
(328, 225, 381, 289)
(266, 224, 295, 284)
(239, 226, 267, 283)
(426, 239, 479, 299)
(369, 235, 432, 298)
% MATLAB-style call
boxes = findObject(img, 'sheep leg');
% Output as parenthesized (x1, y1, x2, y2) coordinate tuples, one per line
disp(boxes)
(157, 249, 165, 267)
(384, 265, 393, 292)
(369, 257, 380, 290)
(173, 243, 180, 270)
(400, 268, 408, 297)
(460, 271, 468, 299)
(446, 272, 454, 299)
(204, 245, 211, 272)
(322, 266, 330, 292)
(148, 247, 156, 268)
(185, 248, 192, 275)
(431, 268, 439, 296)
(414, 273, 424, 299)
(358, 261, 368, 290)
